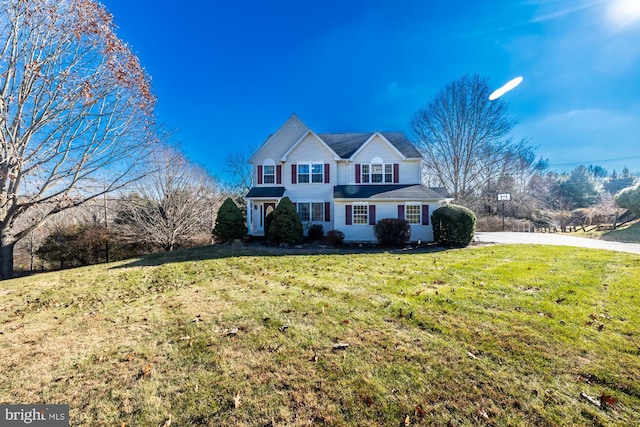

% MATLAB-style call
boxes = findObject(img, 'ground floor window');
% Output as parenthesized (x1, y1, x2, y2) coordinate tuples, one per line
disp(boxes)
(296, 202, 325, 222)
(405, 204, 421, 224)
(353, 204, 369, 224)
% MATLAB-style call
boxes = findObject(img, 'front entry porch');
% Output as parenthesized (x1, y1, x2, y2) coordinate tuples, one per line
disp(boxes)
(247, 200, 277, 236)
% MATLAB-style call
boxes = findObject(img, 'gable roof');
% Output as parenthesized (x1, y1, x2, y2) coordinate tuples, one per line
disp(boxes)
(249, 113, 309, 163)
(333, 185, 451, 200)
(319, 132, 422, 160)
(280, 130, 341, 161)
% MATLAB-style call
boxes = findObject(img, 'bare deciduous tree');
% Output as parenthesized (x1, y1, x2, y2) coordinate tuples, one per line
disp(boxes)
(411, 74, 537, 205)
(0, 0, 159, 278)
(115, 149, 221, 252)
(224, 149, 254, 195)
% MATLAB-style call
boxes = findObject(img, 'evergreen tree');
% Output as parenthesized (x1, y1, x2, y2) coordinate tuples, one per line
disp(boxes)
(213, 198, 247, 242)
(266, 197, 303, 245)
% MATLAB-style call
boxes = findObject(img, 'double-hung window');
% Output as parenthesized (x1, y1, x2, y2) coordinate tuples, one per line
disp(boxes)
(298, 164, 310, 183)
(297, 163, 324, 183)
(297, 202, 325, 222)
(361, 163, 394, 183)
(405, 204, 421, 224)
(353, 204, 369, 225)
(361, 164, 370, 183)
(311, 164, 323, 183)
(263, 165, 275, 184)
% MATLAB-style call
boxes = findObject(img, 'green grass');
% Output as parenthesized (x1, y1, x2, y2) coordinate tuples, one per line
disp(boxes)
(601, 221, 640, 243)
(1, 244, 639, 426)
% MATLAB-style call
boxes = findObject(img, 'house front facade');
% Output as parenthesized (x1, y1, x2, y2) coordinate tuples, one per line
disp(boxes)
(245, 114, 451, 242)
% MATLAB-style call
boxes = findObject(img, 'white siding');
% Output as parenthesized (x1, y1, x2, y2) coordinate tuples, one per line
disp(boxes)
(250, 114, 308, 165)
(334, 201, 439, 242)
(283, 134, 337, 233)
(350, 135, 421, 185)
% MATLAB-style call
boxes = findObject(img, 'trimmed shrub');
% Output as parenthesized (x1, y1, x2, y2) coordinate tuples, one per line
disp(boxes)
(266, 197, 303, 245)
(374, 218, 411, 247)
(326, 229, 345, 246)
(307, 224, 324, 241)
(213, 198, 247, 242)
(431, 204, 476, 247)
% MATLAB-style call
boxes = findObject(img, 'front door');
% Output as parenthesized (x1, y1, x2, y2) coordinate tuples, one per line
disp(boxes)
(264, 203, 275, 227)
(251, 202, 277, 235)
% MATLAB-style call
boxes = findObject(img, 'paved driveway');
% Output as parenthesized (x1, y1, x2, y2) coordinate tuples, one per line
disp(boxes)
(475, 232, 640, 255)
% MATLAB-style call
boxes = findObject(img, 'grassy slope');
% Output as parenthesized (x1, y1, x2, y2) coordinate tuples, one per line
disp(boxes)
(601, 222, 640, 243)
(1, 244, 639, 426)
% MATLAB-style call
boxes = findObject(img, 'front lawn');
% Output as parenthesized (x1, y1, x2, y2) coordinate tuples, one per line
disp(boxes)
(1, 244, 638, 425)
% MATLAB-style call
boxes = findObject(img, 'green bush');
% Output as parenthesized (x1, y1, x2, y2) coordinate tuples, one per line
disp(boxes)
(37, 224, 110, 269)
(431, 204, 476, 247)
(213, 198, 247, 242)
(266, 197, 303, 245)
(326, 229, 345, 246)
(374, 218, 411, 247)
(615, 184, 640, 217)
(307, 224, 324, 241)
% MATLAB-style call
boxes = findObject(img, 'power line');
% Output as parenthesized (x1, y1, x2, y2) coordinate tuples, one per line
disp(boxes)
(550, 155, 640, 168)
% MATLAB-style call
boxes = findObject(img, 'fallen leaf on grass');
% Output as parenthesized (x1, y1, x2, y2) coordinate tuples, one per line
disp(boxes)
(415, 405, 425, 417)
(234, 393, 242, 409)
(600, 391, 618, 408)
(161, 415, 172, 427)
(135, 363, 153, 380)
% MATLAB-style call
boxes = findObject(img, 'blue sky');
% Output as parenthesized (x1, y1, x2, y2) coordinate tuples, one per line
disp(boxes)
(101, 0, 640, 180)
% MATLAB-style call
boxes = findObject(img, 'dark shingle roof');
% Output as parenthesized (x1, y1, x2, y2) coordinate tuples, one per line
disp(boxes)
(333, 185, 451, 200)
(245, 187, 286, 198)
(318, 132, 422, 159)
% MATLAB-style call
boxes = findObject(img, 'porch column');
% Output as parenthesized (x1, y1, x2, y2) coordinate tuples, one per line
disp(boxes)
(246, 200, 252, 235)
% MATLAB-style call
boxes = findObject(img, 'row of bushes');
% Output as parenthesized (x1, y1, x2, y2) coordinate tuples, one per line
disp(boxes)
(214, 197, 476, 247)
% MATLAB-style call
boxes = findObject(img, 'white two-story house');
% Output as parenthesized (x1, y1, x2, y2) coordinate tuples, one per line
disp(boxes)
(245, 114, 451, 242)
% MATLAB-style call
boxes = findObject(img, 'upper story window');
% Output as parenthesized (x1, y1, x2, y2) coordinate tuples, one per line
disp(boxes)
(358, 160, 397, 184)
(263, 165, 275, 184)
(297, 162, 324, 184)
(257, 160, 279, 185)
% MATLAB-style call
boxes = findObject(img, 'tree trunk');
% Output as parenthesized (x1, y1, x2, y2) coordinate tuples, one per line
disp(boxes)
(1, 241, 15, 280)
